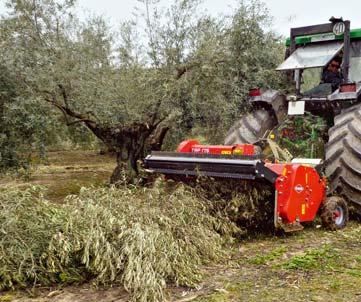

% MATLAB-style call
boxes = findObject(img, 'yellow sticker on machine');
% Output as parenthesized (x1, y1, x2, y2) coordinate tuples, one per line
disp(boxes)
(302, 204, 306, 215)
(221, 150, 232, 155)
(233, 149, 243, 155)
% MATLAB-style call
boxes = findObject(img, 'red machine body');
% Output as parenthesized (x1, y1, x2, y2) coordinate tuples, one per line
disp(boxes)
(175, 140, 327, 230)
(177, 139, 256, 156)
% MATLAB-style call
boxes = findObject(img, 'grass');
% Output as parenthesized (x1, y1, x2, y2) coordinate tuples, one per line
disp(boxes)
(248, 246, 287, 265)
(282, 244, 339, 270)
(192, 225, 361, 302)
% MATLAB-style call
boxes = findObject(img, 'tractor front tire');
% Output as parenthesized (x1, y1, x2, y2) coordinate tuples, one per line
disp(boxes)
(320, 196, 348, 230)
(324, 104, 361, 213)
(224, 109, 277, 145)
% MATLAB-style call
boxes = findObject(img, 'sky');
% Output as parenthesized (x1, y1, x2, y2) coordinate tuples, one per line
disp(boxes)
(76, 0, 361, 37)
(1, 0, 361, 37)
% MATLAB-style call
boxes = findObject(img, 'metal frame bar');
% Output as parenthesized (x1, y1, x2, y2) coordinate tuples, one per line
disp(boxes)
(343, 21, 351, 83)
(290, 23, 335, 54)
(289, 20, 351, 84)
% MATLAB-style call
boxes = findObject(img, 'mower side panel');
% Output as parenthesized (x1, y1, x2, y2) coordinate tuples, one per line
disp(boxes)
(266, 163, 326, 225)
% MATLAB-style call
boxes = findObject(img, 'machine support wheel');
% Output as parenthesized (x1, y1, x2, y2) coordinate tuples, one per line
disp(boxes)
(320, 196, 349, 230)
(324, 103, 361, 213)
(224, 109, 278, 145)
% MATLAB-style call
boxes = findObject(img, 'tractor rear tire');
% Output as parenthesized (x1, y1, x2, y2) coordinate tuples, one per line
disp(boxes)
(224, 109, 277, 145)
(324, 103, 361, 213)
(320, 196, 348, 230)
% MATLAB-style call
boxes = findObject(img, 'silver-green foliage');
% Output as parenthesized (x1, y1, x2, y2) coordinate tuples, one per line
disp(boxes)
(0, 185, 239, 301)
(0, 65, 45, 171)
(0, 187, 66, 288)
(136, 0, 286, 144)
(0, 0, 285, 154)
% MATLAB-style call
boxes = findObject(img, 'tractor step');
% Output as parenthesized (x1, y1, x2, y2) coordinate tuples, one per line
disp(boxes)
(275, 219, 304, 232)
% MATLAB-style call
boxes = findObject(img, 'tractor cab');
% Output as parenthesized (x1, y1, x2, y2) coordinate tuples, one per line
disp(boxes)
(276, 18, 361, 116)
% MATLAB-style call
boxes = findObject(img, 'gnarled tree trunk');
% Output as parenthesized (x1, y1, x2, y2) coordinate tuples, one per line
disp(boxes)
(84, 121, 169, 185)
(43, 85, 169, 185)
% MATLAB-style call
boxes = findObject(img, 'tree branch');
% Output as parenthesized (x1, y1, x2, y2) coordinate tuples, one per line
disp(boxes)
(66, 119, 95, 126)
(44, 95, 97, 129)
(175, 59, 226, 79)
(57, 84, 70, 108)
(149, 125, 170, 151)
(175, 62, 199, 79)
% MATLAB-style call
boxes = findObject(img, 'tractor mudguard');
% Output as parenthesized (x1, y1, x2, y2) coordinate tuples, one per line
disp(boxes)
(328, 82, 361, 102)
(249, 89, 288, 124)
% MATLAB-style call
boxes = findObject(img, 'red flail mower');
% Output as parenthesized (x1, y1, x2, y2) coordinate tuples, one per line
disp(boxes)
(145, 140, 348, 232)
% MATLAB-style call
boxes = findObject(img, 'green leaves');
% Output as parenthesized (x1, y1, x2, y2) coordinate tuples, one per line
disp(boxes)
(0, 0, 285, 174)
(0, 184, 237, 301)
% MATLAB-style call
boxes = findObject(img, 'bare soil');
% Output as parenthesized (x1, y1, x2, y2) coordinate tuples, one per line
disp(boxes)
(1, 151, 361, 302)
(0, 151, 115, 202)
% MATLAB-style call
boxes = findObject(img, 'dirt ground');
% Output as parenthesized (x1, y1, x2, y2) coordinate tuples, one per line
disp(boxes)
(0, 151, 115, 202)
(1, 151, 361, 302)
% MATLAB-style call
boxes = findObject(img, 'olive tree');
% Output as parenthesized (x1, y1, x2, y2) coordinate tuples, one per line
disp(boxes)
(0, 63, 54, 171)
(0, 0, 284, 182)
(0, 0, 171, 182)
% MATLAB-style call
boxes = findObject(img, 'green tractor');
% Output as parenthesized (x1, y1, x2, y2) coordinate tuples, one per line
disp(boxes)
(225, 17, 361, 213)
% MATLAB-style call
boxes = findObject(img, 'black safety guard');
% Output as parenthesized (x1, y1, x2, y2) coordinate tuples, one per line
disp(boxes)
(144, 152, 279, 184)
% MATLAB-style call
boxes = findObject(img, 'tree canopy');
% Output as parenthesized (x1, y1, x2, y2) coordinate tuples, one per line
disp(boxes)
(0, 0, 285, 181)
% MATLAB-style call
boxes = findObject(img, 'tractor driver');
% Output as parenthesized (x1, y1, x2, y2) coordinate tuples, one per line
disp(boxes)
(321, 58, 343, 91)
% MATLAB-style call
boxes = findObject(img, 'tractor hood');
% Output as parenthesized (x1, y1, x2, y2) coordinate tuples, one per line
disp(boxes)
(276, 41, 343, 70)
